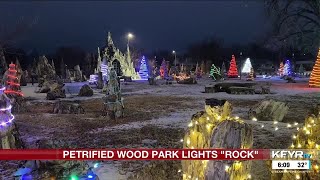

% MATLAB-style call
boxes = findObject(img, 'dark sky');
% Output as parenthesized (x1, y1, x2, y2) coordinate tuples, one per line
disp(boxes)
(0, 1, 269, 54)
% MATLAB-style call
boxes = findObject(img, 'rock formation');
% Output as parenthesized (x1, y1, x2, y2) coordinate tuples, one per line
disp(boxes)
(0, 48, 7, 77)
(78, 84, 93, 97)
(36, 55, 56, 86)
(73, 65, 83, 82)
(103, 67, 124, 119)
(248, 100, 289, 122)
(97, 32, 139, 79)
(182, 98, 252, 180)
(46, 83, 66, 100)
(53, 100, 85, 114)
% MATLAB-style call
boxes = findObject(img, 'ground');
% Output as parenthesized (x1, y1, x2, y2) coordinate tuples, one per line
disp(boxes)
(1, 77, 319, 180)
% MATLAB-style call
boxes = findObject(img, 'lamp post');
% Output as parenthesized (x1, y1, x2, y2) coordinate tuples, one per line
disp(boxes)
(127, 33, 134, 46)
(240, 52, 242, 80)
(172, 50, 176, 67)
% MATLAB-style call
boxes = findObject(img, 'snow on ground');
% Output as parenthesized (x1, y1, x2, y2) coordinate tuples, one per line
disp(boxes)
(15, 77, 320, 179)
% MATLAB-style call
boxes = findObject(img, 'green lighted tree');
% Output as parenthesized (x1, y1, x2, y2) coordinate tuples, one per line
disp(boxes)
(209, 64, 222, 81)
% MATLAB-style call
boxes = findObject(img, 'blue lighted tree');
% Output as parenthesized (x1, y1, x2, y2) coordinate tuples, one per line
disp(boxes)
(283, 59, 292, 76)
(138, 56, 149, 80)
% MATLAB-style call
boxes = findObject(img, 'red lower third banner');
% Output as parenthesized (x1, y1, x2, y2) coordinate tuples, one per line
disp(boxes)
(0, 149, 270, 160)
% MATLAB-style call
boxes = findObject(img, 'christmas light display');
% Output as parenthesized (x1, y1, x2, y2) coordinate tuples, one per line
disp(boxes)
(0, 86, 15, 128)
(247, 67, 254, 81)
(182, 100, 252, 180)
(227, 55, 238, 78)
(278, 62, 284, 76)
(5, 63, 23, 96)
(309, 48, 320, 87)
(241, 58, 252, 73)
(101, 58, 109, 83)
(209, 64, 221, 80)
(138, 56, 149, 80)
(88, 75, 98, 84)
(275, 106, 320, 179)
(283, 59, 292, 76)
(160, 59, 168, 79)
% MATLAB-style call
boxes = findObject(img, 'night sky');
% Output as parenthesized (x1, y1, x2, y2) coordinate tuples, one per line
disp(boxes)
(0, 1, 269, 54)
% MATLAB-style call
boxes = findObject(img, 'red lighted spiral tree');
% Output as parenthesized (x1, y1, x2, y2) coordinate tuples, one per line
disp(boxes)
(5, 63, 23, 96)
(227, 55, 238, 78)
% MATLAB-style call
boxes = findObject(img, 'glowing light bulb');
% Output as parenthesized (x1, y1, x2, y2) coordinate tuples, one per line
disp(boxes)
(178, 169, 181, 172)
(206, 117, 210, 120)
(225, 165, 230, 171)
(314, 165, 319, 170)
(294, 122, 298, 126)
(217, 115, 221, 120)
(273, 121, 278, 124)
(252, 117, 257, 121)
(295, 174, 300, 179)
(206, 124, 211, 130)
(316, 144, 319, 149)
(261, 124, 264, 128)
(311, 119, 315, 124)
(93, 163, 99, 168)
(306, 130, 310, 135)
(287, 124, 292, 128)
(188, 175, 191, 178)
(180, 139, 183, 142)
(195, 121, 199, 125)
(292, 135, 296, 139)
(70, 175, 78, 180)
(187, 139, 190, 145)
(297, 127, 299, 131)
(188, 122, 193, 127)
(235, 116, 239, 120)
(191, 146, 194, 149)
(303, 127, 307, 131)
(247, 174, 252, 179)
(298, 144, 302, 148)
(291, 144, 294, 148)
(275, 127, 279, 131)
(307, 124, 311, 128)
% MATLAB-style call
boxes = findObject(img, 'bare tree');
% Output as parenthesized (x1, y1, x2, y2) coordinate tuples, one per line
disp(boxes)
(266, 0, 320, 52)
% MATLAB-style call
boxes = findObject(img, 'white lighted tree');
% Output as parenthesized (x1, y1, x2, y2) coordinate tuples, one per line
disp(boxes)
(241, 58, 252, 73)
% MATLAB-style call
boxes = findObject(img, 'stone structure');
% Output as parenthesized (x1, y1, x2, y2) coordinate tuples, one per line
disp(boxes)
(248, 100, 289, 122)
(103, 67, 124, 119)
(65, 69, 71, 83)
(182, 99, 252, 180)
(46, 83, 66, 100)
(0, 48, 8, 77)
(73, 65, 83, 82)
(36, 55, 56, 87)
(53, 100, 85, 114)
(97, 32, 139, 80)
(78, 84, 93, 97)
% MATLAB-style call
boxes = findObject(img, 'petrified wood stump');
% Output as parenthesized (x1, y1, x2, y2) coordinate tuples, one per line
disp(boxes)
(0, 123, 24, 149)
(205, 120, 253, 180)
(248, 100, 288, 122)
